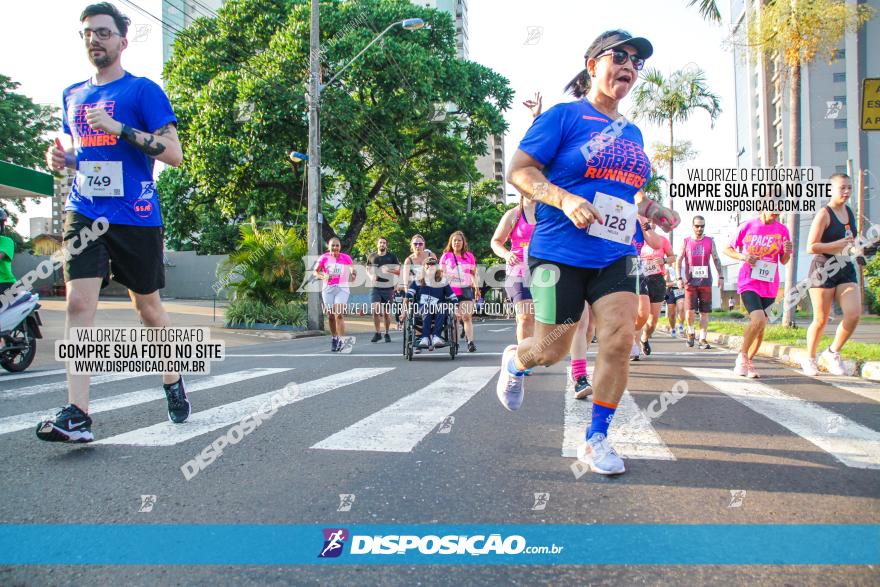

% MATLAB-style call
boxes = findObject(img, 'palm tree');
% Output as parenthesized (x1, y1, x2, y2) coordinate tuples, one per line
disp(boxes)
(631, 66, 721, 246)
(745, 0, 873, 326)
(686, 0, 721, 23)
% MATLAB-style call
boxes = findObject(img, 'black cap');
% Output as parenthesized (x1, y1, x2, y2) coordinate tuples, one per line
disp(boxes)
(586, 31, 653, 60)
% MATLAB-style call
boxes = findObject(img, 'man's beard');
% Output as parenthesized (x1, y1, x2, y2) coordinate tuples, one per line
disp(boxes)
(88, 49, 114, 68)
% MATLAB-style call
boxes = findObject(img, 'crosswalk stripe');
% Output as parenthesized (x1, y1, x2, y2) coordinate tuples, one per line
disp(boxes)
(312, 366, 499, 453)
(0, 373, 140, 400)
(562, 368, 675, 460)
(807, 373, 880, 403)
(0, 369, 67, 383)
(95, 368, 394, 446)
(686, 367, 880, 469)
(0, 368, 293, 436)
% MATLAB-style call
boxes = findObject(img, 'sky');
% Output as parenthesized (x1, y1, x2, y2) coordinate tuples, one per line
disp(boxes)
(4, 0, 738, 238)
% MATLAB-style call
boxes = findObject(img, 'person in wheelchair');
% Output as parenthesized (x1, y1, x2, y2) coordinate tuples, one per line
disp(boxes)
(404, 256, 459, 351)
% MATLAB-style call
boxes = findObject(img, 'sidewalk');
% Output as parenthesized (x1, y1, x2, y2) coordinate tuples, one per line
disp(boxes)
(657, 318, 880, 382)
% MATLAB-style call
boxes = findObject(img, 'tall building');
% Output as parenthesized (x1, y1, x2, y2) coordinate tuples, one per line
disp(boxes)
(50, 169, 74, 236)
(29, 217, 51, 238)
(162, 0, 224, 63)
(730, 0, 880, 280)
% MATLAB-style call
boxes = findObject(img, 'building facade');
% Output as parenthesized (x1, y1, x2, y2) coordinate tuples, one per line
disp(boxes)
(730, 0, 880, 280)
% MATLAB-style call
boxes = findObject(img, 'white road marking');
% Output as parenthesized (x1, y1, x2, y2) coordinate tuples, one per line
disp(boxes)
(686, 367, 880, 469)
(802, 372, 880, 403)
(96, 368, 394, 446)
(0, 373, 138, 400)
(312, 367, 499, 453)
(0, 368, 292, 436)
(0, 369, 67, 383)
(488, 328, 512, 332)
(562, 368, 675, 460)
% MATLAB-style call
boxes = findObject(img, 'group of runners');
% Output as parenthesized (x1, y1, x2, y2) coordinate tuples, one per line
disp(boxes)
(30, 4, 869, 486)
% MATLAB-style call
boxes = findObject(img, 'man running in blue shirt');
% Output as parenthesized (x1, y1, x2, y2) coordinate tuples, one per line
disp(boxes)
(39, 2, 189, 442)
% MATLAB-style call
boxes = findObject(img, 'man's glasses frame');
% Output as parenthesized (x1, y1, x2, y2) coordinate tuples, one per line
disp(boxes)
(80, 27, 122, 41)
(596, 48, 645, 71)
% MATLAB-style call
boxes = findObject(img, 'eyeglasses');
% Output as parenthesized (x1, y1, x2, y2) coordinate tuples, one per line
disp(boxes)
(80, 27, 121, 41)
(596, 48, 645, 71)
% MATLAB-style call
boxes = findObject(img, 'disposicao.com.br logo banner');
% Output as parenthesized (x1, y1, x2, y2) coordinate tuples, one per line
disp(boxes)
(0, 524, 877, 565)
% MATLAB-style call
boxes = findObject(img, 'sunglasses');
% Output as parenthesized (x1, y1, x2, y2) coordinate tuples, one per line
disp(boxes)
(693, 224, 705, 228)
(413, 242, 425, 247)
(596, 48, 645, 71)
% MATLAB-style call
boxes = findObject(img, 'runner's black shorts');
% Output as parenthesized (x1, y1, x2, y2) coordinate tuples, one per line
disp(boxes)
(740, 290, 776, 315)
(665, 286, 685, 305)
(63, 212, 165, 295)
(529, 255, 638, 325)
(457, 286, 475, 302)
(645, 274, 666, 303)
(370, 287, 394, 304)
(808, 255, 858, 289)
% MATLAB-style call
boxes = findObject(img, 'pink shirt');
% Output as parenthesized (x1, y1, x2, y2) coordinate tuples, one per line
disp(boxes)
(317, 252, 353, 287)
(440, 251, 476, 296)
(508, 210, 535, 278)
(730, 218, 791, 298)
(683, 236, 714, 286)
(640, 235, 672, 278)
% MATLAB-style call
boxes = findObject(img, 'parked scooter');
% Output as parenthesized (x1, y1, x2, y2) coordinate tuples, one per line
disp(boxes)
(0, 291, 42, 372)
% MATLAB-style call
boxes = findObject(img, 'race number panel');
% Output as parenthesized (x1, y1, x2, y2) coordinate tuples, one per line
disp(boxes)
(587, 192, 637, 245)
(76, 161, 123, 197)
(750, 260, 776, 282)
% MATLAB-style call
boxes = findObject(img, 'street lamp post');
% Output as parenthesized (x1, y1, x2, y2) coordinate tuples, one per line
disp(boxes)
(306, 2, 424, 331)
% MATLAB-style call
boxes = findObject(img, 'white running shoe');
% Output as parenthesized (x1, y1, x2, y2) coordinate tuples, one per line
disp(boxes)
(629, 342, 641, 362)
(801, 357, 819, 377)
(496, 345, 524, 411)
(734, 354, 748, 377)
(431, 335, 445, 348)
(746, 358, 760, 379)
(418, 336, 430, 349)
(821, 348, 847, 376)
(577, 433, 625, 475)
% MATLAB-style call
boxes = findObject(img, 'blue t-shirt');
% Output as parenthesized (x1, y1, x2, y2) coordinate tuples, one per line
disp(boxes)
(62, 72, 177, 227)
(517, 99, 651, 268)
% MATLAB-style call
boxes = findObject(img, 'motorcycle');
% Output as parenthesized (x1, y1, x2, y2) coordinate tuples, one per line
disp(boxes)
(0, 291, 42, 372)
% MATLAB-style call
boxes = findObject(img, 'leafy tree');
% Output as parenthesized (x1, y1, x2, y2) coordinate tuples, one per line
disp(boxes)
(743, 0, 874, 327)
(160, 0, 511, 254)
(686, 0, 721, 23)
(651, 140, 697, 171)
(0, 74, 59, 214)
(631, 66, 720, 247)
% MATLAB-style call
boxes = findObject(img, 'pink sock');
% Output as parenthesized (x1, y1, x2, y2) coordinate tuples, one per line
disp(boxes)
(571, 359, 587, 380)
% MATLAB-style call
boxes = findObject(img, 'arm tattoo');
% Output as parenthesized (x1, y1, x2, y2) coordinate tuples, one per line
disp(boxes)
(120, 124, 167, 158)
(155, 123, 174, 136)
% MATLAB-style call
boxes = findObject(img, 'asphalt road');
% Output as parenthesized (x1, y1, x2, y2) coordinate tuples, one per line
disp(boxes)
(0, 321, 878, 585)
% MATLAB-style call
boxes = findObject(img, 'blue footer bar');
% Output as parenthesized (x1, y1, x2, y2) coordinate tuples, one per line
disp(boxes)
(1, 524, 877, 565)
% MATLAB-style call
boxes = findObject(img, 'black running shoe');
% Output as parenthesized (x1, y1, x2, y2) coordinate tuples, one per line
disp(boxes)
(384, 333, 391, 343)
(641, 338, 651, 356)
(699, 339, 712, 350)
(686, 332, 695, 348)
(370, 332, 382, 343)
(36, 404, 93, 443)
(574, 376, 593, 400)
(163, 377, 191, 424)
(330, 338, 338, 352)
(591, 335, 598, 344)
(467, 341, 476, 353)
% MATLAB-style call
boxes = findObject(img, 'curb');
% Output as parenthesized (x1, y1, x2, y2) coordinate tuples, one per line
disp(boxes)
(657, 326, 880, 382)
(222, 328, 323, 341)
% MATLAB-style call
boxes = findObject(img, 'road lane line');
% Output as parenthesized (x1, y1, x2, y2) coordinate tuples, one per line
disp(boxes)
(312, 366, 499, 453)
(0, 373, 139, 400)
(562, 368, 675, 460)
(0, 369, 67, 383)
(0, 368, 293, 436)
(686, 367, 880, 469)
(96, 368, 394, 446)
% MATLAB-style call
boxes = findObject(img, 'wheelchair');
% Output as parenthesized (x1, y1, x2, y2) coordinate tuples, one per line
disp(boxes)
(402, 301, 458, 361)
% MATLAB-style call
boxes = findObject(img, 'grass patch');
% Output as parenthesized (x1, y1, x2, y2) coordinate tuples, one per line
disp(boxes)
(707, 322, 880, 362)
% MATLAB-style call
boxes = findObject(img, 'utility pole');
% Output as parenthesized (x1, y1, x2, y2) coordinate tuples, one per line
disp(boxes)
(307, 0, 323, 332)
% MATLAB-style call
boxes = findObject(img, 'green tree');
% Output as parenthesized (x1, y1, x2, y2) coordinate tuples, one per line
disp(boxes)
(631, 66, 720, 246)
(161, 0, 511, 254)
(0, 74, 59, 214)
(686, 0, 721, 23)
(744, 0, 874, 327)
(651, 140, 697, 172)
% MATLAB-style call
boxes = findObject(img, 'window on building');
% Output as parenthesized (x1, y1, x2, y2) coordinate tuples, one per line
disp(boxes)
(835, 165, 847, 174)
(835, 142, 848, 152)
(834, 95, 847, 105)
(833, 72, 846, 83)
(834, 49, 845, 59)
(834, 119, 847, 129)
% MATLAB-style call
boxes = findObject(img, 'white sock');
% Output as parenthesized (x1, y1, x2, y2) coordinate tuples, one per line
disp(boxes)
(700, 329, 707, 340)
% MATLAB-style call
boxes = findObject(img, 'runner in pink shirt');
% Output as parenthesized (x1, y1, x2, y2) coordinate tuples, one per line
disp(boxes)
(638, 222, 674, 356)
(440, 231, 479, 352)
(314, 237, 356, 352)
(724, 212, 792, 378)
